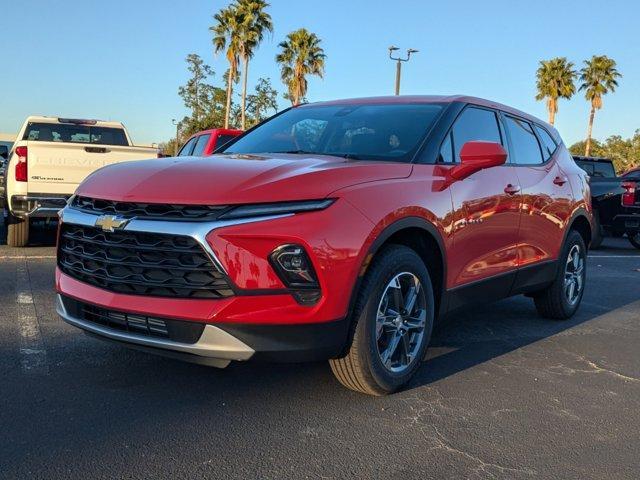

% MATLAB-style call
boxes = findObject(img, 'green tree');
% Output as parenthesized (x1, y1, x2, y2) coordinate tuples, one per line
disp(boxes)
(236, 0, 273, 130)
(569, 129, 640, 173)
(276, 28, 326, 105)
(535, 57, 576, 125)
(177, 54, 214, 124)
(245, 77, 278, 126)
(579, 55, 622, 156)
(211, 6, 243, 129)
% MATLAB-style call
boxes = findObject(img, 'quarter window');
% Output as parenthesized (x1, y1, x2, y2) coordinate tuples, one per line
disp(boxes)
(504, 117, 543, 165)
(439, 133, 453, 163)
(451, 107, 502, 162)
(534, 125, 557, 161)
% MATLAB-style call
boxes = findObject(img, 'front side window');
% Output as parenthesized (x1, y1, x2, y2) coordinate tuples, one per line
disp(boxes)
(450, 107, 502, 162)
(504, 117, 543, 165)
(192, 134, 211, 156)
(23, 123, 128, 146)
(534, 125, 557, 161)
(222, 103, 444, 163)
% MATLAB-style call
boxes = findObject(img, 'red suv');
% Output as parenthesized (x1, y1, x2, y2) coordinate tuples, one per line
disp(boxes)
(56, 96, 592, 395)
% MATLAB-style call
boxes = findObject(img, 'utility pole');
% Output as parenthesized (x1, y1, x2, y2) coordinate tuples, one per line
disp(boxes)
(172, 119, 180, 156)
(388, 46, 419, 95)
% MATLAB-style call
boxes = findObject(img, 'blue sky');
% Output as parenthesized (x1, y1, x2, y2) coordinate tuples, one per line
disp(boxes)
(1, 0, 638, 146)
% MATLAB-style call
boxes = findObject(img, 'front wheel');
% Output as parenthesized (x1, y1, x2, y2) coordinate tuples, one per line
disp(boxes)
(329, 245, 435, 396)
(628, 231, 640, 250)
(533, 230, 586, 320)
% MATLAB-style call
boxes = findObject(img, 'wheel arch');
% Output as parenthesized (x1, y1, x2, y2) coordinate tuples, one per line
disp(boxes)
(347, 217, 447, 325)
(565, 208, 592, 250)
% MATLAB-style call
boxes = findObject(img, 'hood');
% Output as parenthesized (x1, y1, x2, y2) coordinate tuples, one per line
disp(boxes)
(76, 154, 412, 204)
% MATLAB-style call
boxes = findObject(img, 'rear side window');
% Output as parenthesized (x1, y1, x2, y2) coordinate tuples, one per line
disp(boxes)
(534, 125, 557, 160)
(178, 137, 197, 156)
(192, 134, 211, 156)
(504, 117, 543, 165)
(449, 107, 502, 162)
(23, 122, 128, 146)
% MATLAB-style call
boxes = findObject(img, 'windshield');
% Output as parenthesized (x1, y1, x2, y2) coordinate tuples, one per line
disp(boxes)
(22, 122, 129, 146)
(222, 103, 444, 162)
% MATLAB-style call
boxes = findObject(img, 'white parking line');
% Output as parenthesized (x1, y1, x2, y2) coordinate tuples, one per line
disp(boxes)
(16, 261, 49, 374)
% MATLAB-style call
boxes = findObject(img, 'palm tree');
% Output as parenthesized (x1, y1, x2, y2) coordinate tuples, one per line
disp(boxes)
(535, 57, 576, 125)
(579, 55, 622, 156)
(236, 0, 273, 130)
(211, 6, 243, 129)
(276, 28, 326, 105)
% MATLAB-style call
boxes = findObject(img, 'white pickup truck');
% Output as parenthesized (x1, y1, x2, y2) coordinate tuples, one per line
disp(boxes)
(2, 116, 159, 246)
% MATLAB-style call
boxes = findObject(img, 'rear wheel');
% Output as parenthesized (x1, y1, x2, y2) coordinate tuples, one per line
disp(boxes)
(6, 213, 29, 247)
(533, 230, 586, 320)
(329, 245, 435, 395)
(628, 231, 640, 250)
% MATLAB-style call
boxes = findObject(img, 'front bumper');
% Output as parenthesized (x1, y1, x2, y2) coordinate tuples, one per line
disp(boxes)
(11, 194, 69, 218)
(57, 294, 349, 365)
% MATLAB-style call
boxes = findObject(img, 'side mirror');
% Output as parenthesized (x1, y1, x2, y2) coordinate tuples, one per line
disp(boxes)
(0, 145, 8, 160)
(449, 141, 508, 180)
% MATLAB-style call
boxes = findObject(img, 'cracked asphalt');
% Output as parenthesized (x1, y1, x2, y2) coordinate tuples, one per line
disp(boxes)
(1, 222, 639, 479)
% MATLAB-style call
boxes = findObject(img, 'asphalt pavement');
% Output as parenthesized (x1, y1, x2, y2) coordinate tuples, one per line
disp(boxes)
(1, 221, 639, 479)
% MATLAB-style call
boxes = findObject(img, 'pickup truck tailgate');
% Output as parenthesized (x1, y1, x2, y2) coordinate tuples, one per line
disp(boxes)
(26, 141, 157, 195)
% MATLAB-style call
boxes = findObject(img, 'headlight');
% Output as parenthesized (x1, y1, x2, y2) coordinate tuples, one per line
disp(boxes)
(218, 199, 335, 220)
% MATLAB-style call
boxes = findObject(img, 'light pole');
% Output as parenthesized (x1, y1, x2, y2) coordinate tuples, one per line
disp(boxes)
(172, 119, 180, 156)
(388, 46, 418, 95)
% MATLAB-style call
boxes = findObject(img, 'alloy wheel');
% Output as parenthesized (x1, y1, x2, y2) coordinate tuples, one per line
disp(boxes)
(564, 244, 585, 306)
(375, 272, 427, 373)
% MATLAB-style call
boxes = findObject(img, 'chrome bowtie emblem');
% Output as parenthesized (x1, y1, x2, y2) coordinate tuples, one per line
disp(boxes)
(94, 214, 129, 232)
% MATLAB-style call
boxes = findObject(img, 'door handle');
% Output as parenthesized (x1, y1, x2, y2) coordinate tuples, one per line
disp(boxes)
(504, 184, 521, 195)
(553, 176, 568, 186)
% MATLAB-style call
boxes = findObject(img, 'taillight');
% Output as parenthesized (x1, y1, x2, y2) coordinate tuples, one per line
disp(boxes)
(622, 181, 636, 207)
(15, 146, 28, 182)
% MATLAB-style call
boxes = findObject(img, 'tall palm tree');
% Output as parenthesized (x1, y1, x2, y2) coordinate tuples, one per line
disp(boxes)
(579, 55, 622, 156)
(236, 0, 273, 130)
(211, 6, 243, 129)
(535, 57, 576, 125)
(276, 29, 326, 105)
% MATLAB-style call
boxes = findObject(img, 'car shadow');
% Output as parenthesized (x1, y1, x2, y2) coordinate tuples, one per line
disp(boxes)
(0, 216, 58, 247)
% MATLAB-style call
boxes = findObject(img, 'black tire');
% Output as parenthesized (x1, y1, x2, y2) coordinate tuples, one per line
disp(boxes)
(329, 245, 435, 396)
(628, 231, 640, 250)
(590, 211, 603, 249)
(533, 230, 586, 320)
(6, 213, 29, 247)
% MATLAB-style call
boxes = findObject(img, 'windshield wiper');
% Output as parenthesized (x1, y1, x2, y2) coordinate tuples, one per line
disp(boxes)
(324, 152, 363, 160)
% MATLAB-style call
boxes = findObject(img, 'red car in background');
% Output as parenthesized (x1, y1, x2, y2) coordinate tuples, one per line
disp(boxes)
(177, 128, 242, 157)
(55, 96, 592, 395)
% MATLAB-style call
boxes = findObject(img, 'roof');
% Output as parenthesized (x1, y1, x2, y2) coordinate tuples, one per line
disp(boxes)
(572, 156, 613, 163)
(305, 95, 554, 133)
(24, 115, 125, 128)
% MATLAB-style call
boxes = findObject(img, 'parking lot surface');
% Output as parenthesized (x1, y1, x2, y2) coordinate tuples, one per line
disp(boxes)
(1, 223, 639, 479)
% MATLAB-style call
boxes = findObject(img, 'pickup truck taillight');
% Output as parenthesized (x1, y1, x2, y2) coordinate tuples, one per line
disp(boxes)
(622, 181, 636, 207)
(15, 146, 28, 182)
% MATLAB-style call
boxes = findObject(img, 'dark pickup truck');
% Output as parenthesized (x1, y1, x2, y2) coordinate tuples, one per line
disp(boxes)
(574, 156, 640, 249)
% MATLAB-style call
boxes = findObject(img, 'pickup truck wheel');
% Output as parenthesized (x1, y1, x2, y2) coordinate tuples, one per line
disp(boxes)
(628, 232, 640, 250)
(6, 214, 29, 247)
(329, 245, 435, 396)
(590, 211, 603, 249)
(533, 230, 586, 320)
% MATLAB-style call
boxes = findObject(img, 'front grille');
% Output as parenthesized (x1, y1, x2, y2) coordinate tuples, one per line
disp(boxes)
(71, 195, 230, 221)
(58, 224, 234, 298)
(61, 296, 205, 344)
